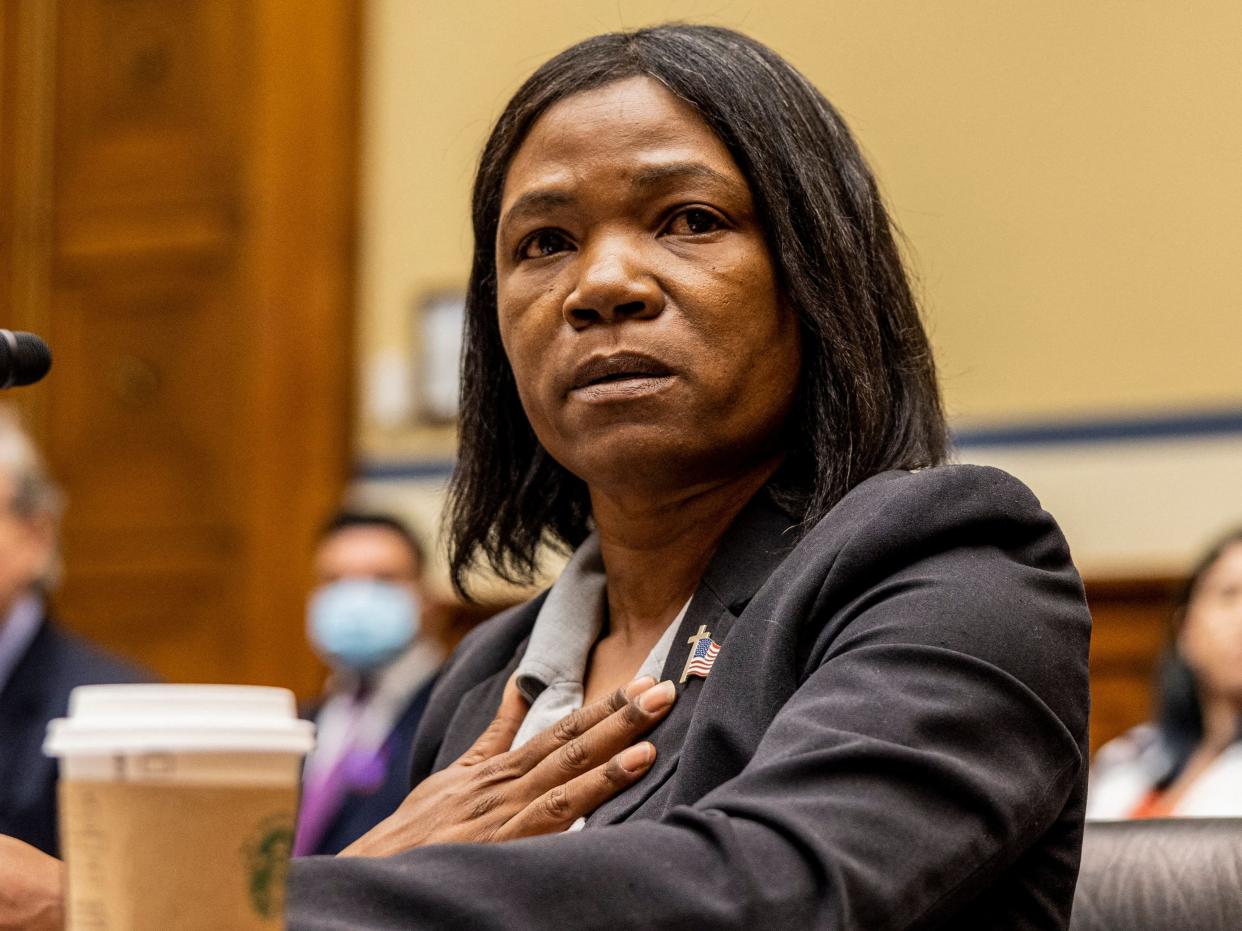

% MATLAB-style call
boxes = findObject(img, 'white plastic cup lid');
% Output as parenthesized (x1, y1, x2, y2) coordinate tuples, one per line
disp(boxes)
(44, 684, 316, 757)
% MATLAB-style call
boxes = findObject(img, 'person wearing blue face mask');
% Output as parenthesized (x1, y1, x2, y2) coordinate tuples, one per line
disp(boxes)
(293, 511, 441, 857)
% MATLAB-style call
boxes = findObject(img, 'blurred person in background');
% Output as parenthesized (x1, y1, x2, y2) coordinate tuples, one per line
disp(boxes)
(0, 406, 153, 856)
(1088, 528, 1242, 818)
(294, 512, 443, 856)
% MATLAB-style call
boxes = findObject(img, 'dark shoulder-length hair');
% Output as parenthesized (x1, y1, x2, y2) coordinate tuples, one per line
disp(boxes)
(447, 24, 948, 596)
(1153, 526, 1242, 784)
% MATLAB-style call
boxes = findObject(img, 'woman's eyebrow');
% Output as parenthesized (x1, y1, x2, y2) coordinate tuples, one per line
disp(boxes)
(499, 161, 740, 233)
(501, 162, 740, 232)
(501, 189, 575, 231)
(628, 161, 737, 194)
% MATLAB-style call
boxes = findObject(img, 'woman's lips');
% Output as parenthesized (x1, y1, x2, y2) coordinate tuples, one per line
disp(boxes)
(567, 352, 675, 401)
(571, 373, 675, 402)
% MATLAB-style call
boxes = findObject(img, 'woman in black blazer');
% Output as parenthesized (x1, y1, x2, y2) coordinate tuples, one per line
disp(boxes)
(287, 25, 1091, 929)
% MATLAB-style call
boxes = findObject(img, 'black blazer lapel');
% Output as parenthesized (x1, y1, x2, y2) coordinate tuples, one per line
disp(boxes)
(587, 587, 731, 827)
(429, 647, 525, 771)
(407, 596, 545, 784)
(410, 489, 798, 822)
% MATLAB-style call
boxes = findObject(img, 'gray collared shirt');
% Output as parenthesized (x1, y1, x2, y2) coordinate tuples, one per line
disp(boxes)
(509, 533, 687, 832)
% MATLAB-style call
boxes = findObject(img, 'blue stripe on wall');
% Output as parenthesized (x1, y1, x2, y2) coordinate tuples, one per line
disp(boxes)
(952, 407, 1242, 449)
(354, 406, 1242, 480)
(355, 459, 455, 481)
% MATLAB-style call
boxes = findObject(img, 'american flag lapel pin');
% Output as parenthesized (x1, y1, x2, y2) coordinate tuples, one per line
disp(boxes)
(680, 624, 721, 683)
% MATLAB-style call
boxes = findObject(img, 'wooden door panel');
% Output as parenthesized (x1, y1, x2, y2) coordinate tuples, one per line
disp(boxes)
(48, 265, 253, 683)
(47, 273, 245, 521)
(2, 0, 357, 698)
(60, 564, 239, 682)
(1084, 577, 1179, 756)
(53, 0, 245, 220)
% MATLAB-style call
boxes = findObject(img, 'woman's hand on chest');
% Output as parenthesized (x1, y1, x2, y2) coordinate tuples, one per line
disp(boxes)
(338, 675, 677, 856)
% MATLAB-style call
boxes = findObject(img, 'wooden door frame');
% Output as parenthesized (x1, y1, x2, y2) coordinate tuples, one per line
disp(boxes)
(0, 0, 56, 426)
(239, 0, 361, 697)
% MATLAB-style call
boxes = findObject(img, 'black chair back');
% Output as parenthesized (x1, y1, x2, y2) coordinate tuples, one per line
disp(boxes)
(1071, 819, 1242, 931)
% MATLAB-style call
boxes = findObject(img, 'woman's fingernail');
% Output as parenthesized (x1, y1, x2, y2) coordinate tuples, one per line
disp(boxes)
(638, 680, 676, 713)
(618, 742, 654, 773)
(624, 676, 657, 699)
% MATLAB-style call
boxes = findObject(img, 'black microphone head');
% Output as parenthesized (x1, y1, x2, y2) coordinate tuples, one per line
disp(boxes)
(0, 330, 53, 388)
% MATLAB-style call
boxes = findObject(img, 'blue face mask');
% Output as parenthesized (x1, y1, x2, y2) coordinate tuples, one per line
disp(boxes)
(307, 579, 419, 672)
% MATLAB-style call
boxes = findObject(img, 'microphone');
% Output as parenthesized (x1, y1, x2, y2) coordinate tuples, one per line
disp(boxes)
(0, 330, 53, 388)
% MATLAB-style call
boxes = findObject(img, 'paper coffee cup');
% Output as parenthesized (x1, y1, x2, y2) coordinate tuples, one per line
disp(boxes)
(45, 684, 315, 931)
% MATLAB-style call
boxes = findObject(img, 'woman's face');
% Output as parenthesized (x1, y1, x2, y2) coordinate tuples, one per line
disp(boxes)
(495, 76, 801, 496)
(1179, 542, 1242, 703)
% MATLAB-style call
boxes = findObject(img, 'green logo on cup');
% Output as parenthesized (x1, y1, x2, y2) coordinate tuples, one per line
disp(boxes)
(244, 814, 295, 919)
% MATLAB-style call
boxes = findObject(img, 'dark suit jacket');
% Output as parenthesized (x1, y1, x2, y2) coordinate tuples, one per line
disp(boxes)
(0, 616, 155, 856)
(288, 466, 1092, 930)
(308, 676, 438, 856)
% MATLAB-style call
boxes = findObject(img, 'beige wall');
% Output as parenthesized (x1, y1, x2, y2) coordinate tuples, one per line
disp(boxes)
(358, 0, 1242, 442)
(353, 1, 1242, 589)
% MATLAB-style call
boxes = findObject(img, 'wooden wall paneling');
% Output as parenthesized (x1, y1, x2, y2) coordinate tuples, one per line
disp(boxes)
(0, 0, 357, 697)
(51, 0, 244, 265)
(45, 266, 247, 684)
(0, 0, 56, 432)
(238, 0, 359, 697)
(1083, 576, 1181, 757)
(1, 1, 12, 322)
(45, 0, 253, 686)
